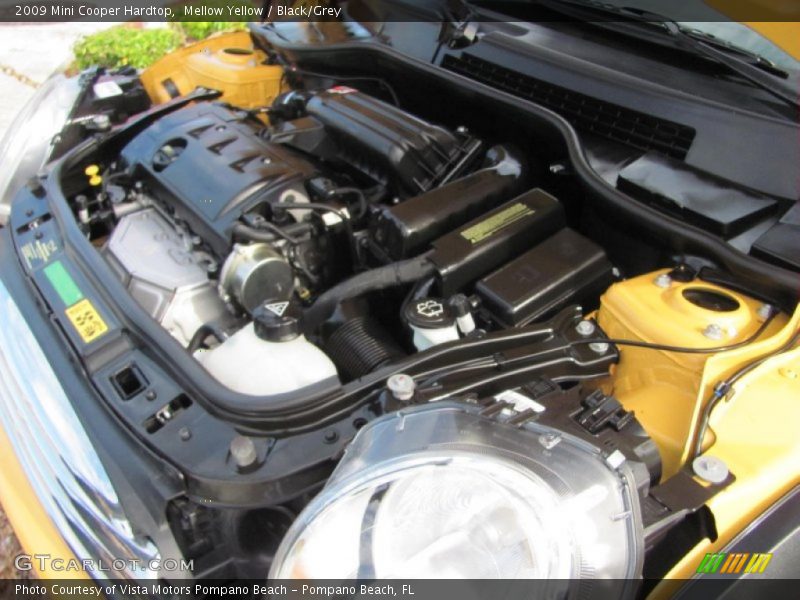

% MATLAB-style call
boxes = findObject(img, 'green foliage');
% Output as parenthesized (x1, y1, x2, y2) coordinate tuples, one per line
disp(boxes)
(72, 20, 247, 71)
(73, 27, 183, 70)
(175, 21, 247, 42)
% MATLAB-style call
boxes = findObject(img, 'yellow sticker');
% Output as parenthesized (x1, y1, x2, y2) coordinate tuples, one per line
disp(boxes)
(460, 203, 534, 245)
(65, 299, 108, 343)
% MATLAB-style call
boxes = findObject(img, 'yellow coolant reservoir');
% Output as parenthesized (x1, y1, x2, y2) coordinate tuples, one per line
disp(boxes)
(141, 31, 285, 110)
(596, 269, 787, 478)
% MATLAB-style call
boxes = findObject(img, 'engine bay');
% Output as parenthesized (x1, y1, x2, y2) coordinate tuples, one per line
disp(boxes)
(77, 85, 623, 398)
(9, 27, 793, 584)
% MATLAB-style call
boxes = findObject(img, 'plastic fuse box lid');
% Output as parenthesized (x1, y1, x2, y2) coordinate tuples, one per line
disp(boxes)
(476, 228, 613, 326)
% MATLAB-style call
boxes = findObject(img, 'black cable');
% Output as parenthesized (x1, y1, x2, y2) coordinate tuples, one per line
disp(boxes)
(399, 276, 436, 327)
(412, 313, 780, 394)
(571, 310, 777, 355)
(100, 169, 131, 203)
(304, 254, 436, 332)
(187, 324, 226, 354)
(284, 65, 400, 106)
(327, 186, 368, 219)
(693, 324, 800, 458)
(232, 221, 301, 245)
(287, 243, 320, 286)
(415, 319, 777, 400)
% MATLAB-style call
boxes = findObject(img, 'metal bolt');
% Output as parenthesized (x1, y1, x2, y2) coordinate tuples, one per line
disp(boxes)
(145, 390, 157, 401)
(323, 429, 339, 444)
(230, 435, 258, 469)
(589, 342, 610, 354)
(179, 427, 192, 441)
(703, 323, 725, 341)
(387, 373, 416, 402)
(575, 320, 596, 337)
(654, 273, 672, 288)
(757, 303, 773, 320)
(92, 114, 111, 131)
(692, 455, 729, 484)
(605, 450, 626, 469)
(156, 407, 173, 425)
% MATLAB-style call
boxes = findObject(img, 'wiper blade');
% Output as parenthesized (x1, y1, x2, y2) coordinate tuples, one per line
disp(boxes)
(676, 27, 789, 77)
(674, 28, 797, 107)
(506, 0, 798, 108)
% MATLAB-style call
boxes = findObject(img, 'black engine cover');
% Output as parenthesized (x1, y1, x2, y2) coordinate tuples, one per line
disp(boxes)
(121, 103, 318, 255)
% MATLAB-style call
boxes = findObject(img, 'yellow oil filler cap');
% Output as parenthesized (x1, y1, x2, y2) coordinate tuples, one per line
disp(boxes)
(84, 165, 102, 187)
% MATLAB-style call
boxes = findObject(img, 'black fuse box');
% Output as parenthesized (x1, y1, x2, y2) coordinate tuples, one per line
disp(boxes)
(476, 228, 613, 326)
(430, 189, 565, 296)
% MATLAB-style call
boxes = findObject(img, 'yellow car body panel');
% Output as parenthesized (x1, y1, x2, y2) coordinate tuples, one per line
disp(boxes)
(597, 269, 789, 478)
(141, 31, 286, 111)
(598, 271, 800, 589)
(0, 421, 84, 579)
(656, 341, 800, 590)
(745, 22, 800, 59)
(703, 0, 800, 57)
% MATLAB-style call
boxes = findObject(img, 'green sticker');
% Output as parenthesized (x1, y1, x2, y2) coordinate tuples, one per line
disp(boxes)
(44, 260, 84, 307)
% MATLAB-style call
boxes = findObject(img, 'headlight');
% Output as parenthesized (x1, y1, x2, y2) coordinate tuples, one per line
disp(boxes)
(0, 71, 80, 224)
(0, 279, 160, 579)
(270, 404, 643, 585)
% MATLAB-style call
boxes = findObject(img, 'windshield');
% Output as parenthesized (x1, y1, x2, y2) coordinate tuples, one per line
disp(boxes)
(677, 22, 799, 72)
(584, 0, 799, 72)
(474, 0, 799, 73)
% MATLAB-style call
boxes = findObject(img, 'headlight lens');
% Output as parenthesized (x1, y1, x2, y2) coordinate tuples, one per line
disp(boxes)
(0, 72, 80, 224)
(270, 404, 643, 582)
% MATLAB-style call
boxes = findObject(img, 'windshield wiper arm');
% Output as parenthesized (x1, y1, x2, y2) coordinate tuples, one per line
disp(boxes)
(490, 0, 798, 109)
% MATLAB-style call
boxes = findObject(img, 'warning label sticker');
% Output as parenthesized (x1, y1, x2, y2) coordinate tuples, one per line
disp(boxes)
(460, 203, 534, 244)
(65, 298, 109, 344)
(265, 301, 289, 316)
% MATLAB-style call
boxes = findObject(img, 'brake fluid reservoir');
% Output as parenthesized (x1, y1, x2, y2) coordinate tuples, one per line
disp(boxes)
(597, 268, 770, 477)
(196, 303, 339, 396)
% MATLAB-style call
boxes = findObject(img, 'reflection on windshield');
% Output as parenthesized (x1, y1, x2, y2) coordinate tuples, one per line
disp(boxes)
(588, 0, 798, 71)
(679, 22, 798, 71)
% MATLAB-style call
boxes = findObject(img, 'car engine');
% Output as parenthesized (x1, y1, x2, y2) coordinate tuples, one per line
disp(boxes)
(83, 86, 614, 397)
